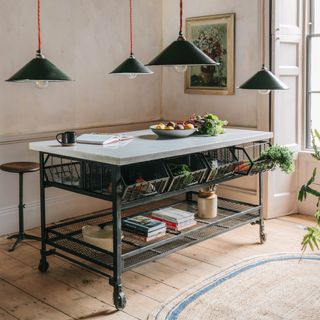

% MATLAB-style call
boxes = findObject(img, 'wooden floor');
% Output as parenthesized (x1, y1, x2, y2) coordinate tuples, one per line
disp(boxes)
(0, 214, 316, 320)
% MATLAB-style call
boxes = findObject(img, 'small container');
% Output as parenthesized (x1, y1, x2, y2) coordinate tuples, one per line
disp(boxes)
(197, 188, 218, 219)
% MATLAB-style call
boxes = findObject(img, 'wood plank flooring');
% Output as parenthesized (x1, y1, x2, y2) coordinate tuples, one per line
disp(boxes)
(0, 214, 316, 320)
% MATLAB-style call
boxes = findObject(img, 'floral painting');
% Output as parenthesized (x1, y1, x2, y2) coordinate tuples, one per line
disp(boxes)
(185, 14, 235, 95)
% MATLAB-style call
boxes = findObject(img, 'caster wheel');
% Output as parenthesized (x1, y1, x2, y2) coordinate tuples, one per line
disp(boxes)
(114, 290, 127, 311)
(260, 233, 267, 244)
(38, 260, 49, 273)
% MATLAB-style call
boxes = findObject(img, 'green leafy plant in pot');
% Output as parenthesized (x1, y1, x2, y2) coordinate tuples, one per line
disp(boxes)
(298, 130, 320, 252)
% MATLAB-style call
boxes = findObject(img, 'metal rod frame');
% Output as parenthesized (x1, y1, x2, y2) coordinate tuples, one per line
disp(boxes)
(7, 172, 40, 252)
(37, 148, 266, 310)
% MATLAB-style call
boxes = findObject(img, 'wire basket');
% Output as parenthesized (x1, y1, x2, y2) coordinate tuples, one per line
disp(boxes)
(164, 153, 208, 192)
(84, 162, 113, 195)
(203, 148, 239, 182)
(44, 155, 81, 188)
(233, 141, 272, 175)
(121, 160, 170, 202)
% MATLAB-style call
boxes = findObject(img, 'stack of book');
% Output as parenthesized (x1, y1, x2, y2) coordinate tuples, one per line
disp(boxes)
(151, 207, 196, 232)
(123, 215, 166, 242)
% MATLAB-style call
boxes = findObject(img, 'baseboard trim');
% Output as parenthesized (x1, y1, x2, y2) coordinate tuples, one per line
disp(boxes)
(218, 184, 257, 196)
(0, 193, 109, 236)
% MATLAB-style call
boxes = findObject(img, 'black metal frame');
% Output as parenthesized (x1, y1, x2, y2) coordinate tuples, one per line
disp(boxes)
(37, 144, 267, 310)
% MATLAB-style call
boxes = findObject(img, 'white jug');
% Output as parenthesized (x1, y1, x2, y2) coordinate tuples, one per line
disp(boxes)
(197, 189, 218, 219)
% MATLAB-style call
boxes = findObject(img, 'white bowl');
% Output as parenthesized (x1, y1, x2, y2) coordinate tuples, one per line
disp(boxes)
(82, 225, 123, 252)
(150, 125, 197, 138)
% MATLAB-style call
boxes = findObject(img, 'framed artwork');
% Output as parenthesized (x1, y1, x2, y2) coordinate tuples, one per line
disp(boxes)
(185, 13, 235, 95)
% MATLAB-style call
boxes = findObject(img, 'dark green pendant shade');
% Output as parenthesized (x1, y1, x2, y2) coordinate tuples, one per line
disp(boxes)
(147, 34, 218, 66)
(6, 51, 71, 82)
(239, 66, 288, 90)
(110, 55, 153, 75)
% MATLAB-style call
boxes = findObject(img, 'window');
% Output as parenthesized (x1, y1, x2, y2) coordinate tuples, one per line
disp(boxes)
(306, 0, 320, 147)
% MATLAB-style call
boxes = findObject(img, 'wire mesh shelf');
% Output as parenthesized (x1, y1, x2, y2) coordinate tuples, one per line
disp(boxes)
(164, 153, 208, 192)
(46, 198, 261, 272)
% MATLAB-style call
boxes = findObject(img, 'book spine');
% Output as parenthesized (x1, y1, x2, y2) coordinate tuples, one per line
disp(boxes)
(152, 216, 179, 228)
(122, 225, 149, 236)
(123, 221, 164, 234)
(155, 217, 196, 231)
(123, 225, 166, 237)
(167, 221, 197, 232)
(152, 212, 194, 224)
(128, 232, 166, 242)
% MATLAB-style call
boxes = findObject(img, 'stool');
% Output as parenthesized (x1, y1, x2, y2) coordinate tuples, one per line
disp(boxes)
(0, 162, 40, 252)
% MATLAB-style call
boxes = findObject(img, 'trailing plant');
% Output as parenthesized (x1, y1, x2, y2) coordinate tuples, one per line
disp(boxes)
(298, 130, 320, 252)
(257, 145, 295, 174)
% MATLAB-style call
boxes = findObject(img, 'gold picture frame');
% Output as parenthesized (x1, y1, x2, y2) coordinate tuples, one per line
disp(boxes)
(185, 13, 235, 95)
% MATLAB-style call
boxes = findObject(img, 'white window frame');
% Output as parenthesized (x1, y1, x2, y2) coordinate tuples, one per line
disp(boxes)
(306, 0, 320, 148)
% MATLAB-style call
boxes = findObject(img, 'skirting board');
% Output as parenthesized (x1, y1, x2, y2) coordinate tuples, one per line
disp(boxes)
(0, 193, 110, 236)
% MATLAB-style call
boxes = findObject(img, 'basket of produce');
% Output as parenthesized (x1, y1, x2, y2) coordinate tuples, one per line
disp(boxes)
(249, 144, 294, 175)
(150, 113, 227, 139)
(203, 147, 239, 182)
(164, 153, 208, 192)
(121, 160, 170, 202)
(233, 142, 294, 176)
(233, 141, 271, 175)
(150, 121, 196, 138)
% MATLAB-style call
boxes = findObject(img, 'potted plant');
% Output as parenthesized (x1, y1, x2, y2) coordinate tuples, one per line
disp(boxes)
(298, 130, 320, 252)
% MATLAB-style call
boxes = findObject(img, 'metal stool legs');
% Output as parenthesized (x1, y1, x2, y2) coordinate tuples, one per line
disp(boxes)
(7, 172, 40, 252)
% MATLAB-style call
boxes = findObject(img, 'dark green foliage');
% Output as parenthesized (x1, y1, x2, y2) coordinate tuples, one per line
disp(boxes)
(299, 130, 320, 252)
(168, 163, 194, 185)
(258, 145, 295, 174)
(198, 113, 228, 136)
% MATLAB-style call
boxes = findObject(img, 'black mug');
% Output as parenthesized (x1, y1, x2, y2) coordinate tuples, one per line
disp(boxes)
(56, 131, 77, 145)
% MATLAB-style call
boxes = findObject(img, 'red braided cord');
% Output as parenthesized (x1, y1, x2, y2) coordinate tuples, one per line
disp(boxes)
(179, 0, 183, 34)
(37, 0, 41, 51)
(261, 0, 265, 66)
(130, 0, 133, 55)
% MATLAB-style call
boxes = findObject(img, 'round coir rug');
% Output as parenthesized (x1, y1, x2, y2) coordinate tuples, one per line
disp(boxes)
(148, 253, 320, 320)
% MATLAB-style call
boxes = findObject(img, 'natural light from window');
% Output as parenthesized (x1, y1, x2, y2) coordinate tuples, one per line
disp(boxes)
(307, 0, 320, 147)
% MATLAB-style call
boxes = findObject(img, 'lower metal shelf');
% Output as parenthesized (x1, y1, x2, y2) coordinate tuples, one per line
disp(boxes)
(46, 198, 261, 274)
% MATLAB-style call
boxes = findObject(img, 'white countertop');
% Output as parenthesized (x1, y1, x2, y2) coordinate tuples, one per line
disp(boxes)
(29, 128, 273, 165)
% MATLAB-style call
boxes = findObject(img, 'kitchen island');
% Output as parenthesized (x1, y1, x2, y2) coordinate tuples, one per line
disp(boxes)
(30, 128, 273, 310)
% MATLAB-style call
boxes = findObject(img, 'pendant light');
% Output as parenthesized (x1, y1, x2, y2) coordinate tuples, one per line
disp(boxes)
(239, 0, 288, 93)
(147, 0, 218, 72)
(110, 0, 153, 79)
(6, 0, 71, 88)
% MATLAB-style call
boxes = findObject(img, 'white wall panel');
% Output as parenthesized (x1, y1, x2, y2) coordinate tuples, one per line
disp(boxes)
(0, 0, 162, 137)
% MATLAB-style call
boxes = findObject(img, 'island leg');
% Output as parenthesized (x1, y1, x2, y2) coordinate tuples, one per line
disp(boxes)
(258, 172, 267, 244)
(186, 191, 193, 202)
(38, 153, 49, 272)
(110, 166, 126, 310)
